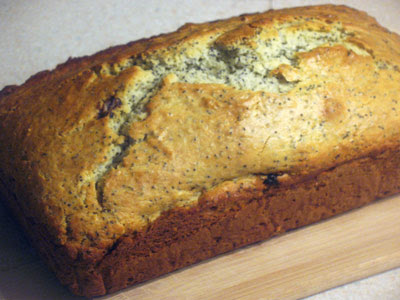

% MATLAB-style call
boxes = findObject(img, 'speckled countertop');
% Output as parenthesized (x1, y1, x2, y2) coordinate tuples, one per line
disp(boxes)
(0, 1, 399, 299)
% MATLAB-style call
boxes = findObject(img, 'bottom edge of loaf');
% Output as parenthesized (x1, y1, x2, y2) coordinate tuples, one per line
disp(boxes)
(1, 147, 400, 297)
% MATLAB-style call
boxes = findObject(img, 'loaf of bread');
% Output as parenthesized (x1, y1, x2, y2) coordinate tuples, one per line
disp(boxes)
(1, 4, 400, 297)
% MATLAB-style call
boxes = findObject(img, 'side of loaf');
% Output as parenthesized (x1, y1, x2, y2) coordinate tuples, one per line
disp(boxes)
(1, 5, 400, 297)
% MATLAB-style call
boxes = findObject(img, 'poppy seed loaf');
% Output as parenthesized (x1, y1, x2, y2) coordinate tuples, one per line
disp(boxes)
(1, 5, 400, 297)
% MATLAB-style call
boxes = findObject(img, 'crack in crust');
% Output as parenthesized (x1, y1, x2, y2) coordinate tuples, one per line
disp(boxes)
(89, 13, 375, 224)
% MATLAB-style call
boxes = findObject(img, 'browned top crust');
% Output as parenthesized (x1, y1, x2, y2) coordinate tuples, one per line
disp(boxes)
(1, 4, 400, 263)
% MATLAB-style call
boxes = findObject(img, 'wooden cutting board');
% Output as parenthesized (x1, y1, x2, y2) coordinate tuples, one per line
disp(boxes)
(1, 195, 400, 300)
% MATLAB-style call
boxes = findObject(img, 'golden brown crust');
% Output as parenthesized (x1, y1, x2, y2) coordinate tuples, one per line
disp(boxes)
(1, 4, 400, 297)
